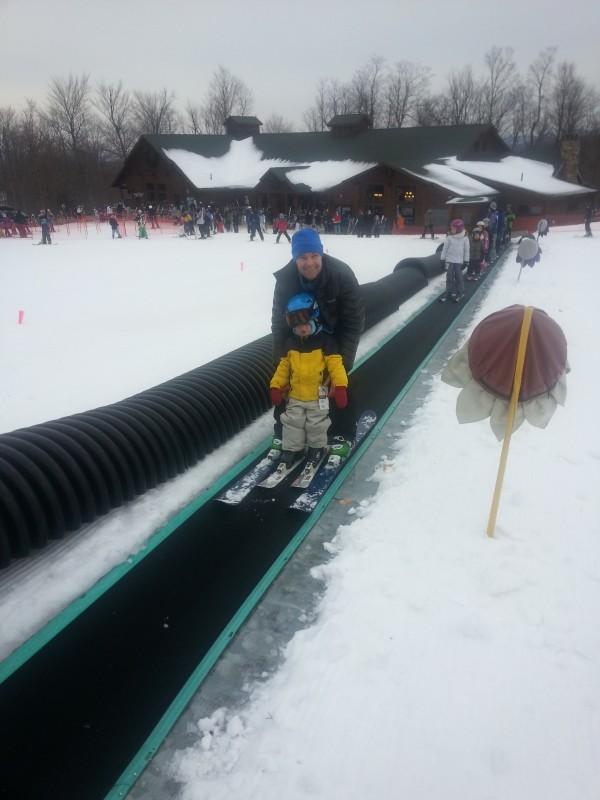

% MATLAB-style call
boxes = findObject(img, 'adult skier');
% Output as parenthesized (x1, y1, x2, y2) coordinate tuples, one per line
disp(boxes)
(584, 204, 594, 237)
(247, 207, 263, 241)
(38, 210, 52, 245)
(271, 228, 364, 455)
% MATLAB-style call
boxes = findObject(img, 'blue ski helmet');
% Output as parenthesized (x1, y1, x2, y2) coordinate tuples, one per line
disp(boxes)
(285, 293, 320, 328)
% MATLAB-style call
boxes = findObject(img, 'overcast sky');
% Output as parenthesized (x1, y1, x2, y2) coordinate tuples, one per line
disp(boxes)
(1, 0, 599, 129)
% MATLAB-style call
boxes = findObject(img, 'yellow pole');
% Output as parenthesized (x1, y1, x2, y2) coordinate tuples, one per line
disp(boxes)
(486, 306, 534, 538)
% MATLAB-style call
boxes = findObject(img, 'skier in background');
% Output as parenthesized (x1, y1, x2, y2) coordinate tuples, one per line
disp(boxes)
(505, 204, 516, 244)
(439, 218, 469, 302)
(247, 207, 263, 241)
(274, 213, 291, 243)
(584, 204, 594, 237)
(38, 210, 52, 244)
(108, 214, 121, 239)
(487, 201, 499, 259)
(137, 212, 149, 239)
(421, 208, 435, 239)
(466, 225, 483, 281)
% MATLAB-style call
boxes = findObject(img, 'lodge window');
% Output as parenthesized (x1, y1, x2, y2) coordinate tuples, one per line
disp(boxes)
(397, 185, 416, 224)
(367, 184, 385, 202)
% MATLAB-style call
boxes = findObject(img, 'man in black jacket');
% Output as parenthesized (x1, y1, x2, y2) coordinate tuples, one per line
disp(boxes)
(271, 228, 364, 452)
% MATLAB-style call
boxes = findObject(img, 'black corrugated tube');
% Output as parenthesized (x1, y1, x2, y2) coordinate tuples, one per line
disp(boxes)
(0, 336, 274, 566)
(0, 262, 440, 566)
(393, 251, 445, 281)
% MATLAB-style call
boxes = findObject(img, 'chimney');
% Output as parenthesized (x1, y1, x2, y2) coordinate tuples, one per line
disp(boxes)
(327, 113, 372, 138)
(224, 116, 262, 140)
(560, 135, 580, 183)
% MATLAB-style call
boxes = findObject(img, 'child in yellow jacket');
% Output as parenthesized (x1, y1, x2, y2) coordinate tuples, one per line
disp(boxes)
(270, 293, 348, 467)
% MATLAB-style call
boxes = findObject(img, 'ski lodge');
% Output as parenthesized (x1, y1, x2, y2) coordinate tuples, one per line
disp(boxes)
(113, 115, 596, 227)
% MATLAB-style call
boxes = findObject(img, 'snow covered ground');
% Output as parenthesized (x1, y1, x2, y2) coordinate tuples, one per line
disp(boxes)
(0, 228, 443, 659)
(170, 225, 600, 800)
(2, 223, 600, 799)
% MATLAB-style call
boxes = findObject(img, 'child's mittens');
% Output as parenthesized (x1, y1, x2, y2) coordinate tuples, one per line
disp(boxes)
(270, 387, 285, 406)
(334, 386, 348, 409)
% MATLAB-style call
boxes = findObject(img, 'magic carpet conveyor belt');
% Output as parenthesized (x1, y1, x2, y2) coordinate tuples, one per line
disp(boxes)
(0, 257, 502, 800)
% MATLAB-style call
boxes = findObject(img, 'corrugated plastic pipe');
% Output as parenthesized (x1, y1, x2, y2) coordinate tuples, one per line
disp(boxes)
(0, 261, 439, 566)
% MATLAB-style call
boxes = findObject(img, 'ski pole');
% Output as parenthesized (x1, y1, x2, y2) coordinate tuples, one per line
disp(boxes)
(486, 306, 533, 538)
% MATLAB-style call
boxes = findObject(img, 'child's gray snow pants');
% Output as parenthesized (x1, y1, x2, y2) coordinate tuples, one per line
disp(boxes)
(282, 398, 331, 451)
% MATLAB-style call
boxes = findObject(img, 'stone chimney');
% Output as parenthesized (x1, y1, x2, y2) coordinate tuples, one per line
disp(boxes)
(560, 135, 580, 183)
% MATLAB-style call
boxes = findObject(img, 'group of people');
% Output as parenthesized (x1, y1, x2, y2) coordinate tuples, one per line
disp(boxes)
(168, 202, 394, 241)
(439, 203, 516, 303)
(0, 209, 32, 238)
(0, 209, 55, 244)
(269, 228, 364, 476)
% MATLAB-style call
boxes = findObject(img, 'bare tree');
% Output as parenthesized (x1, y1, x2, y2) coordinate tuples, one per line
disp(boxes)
(445, 66, 483, 125)
(526, 47, 556, 145)
(481, 46, 517, 132)
(508, 82, 528, 148)
(200, 66, 253, 134)
(384, 62, 431, 127)
(94, 81, 135, 159)
(414, 94, 446, 126)
(303, 106, 322, 133)
(304, 78, 329, 131)
(328, 78, 354, 118)
(184, 102, 203, 134)
(550, 61, 596, 140)
(351, 56, 386, 126)
(262, 114, 294, 133)
(131, 88, 180, 135)
(46, 74, 91, 151)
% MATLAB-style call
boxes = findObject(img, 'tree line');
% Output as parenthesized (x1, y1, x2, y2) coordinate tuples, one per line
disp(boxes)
(304, 48, 599, 147)
(1, 50, 598, 212)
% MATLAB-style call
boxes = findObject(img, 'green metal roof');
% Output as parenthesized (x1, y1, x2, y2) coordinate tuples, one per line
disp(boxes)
(113, 125, 509, 192)
(142, 124, 504, 169)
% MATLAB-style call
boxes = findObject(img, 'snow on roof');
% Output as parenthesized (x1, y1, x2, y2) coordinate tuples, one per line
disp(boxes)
(403, 163, 497, 197)
(163, 138, 295, 189)
(285, 160, 376, 191)
(163, 138, 376, 192)
(444, 155, 594, 196)
(446, 195, 494, 206)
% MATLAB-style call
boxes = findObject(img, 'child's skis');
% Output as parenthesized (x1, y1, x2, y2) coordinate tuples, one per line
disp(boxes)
(290, 411, 377, 513)
(257, 454, 304, 489)
(216, 450, 281, 506)
(291, 451, 328, 489)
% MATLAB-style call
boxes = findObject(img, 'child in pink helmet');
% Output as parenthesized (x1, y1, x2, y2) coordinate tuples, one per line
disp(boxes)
(440, 218, 470, 303)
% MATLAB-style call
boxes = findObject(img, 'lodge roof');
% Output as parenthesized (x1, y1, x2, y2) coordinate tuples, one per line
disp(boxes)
(135, 124, 502, 171)
(113, 124, 595, 197)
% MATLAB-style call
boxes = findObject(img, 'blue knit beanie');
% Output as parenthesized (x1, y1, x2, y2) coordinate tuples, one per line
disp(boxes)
(291, 228, 324, 259)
